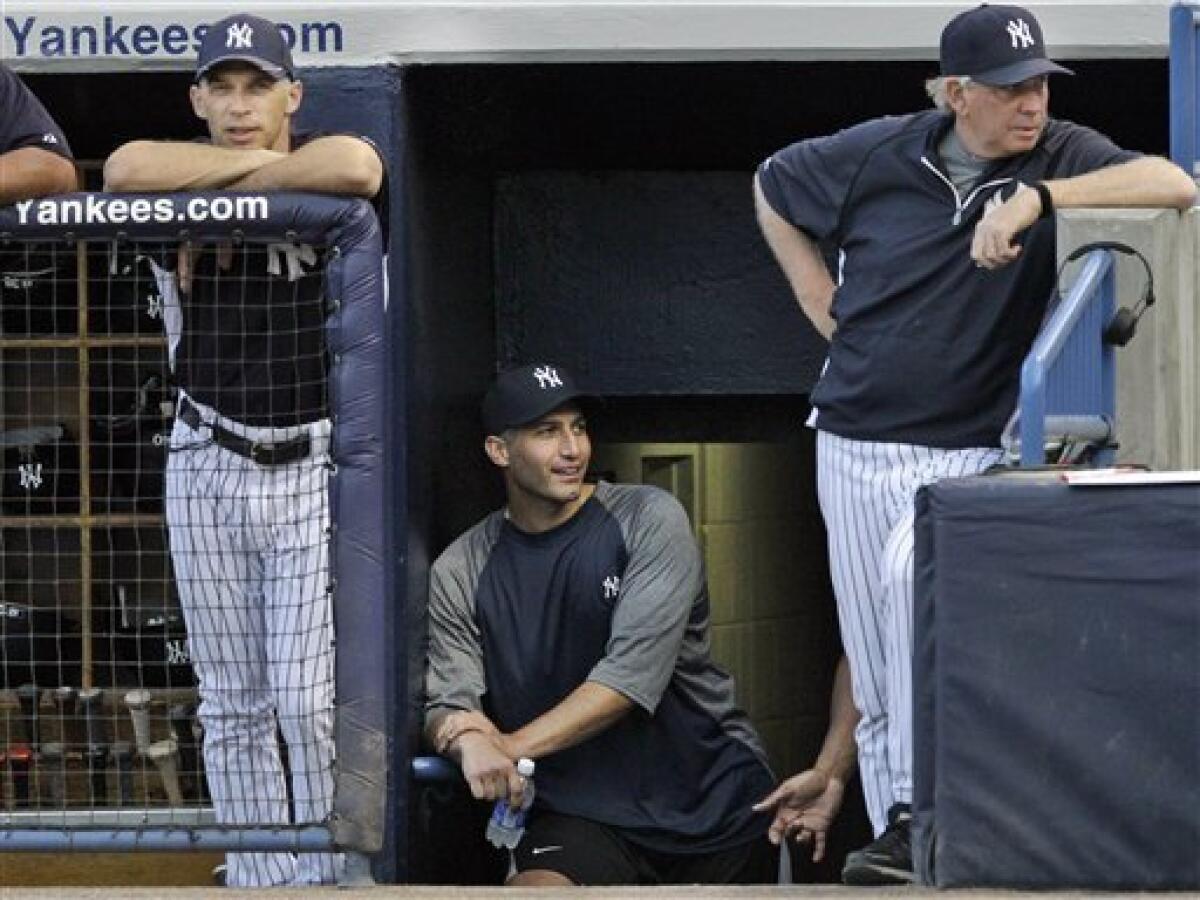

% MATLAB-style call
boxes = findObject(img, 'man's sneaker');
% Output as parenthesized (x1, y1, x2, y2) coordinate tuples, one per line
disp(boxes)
(842, 803, 916, 886)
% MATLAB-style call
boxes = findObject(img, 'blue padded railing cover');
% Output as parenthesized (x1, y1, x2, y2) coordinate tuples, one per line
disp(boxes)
(1171, 2, 1200, 176)
(0, 193, 387, 853)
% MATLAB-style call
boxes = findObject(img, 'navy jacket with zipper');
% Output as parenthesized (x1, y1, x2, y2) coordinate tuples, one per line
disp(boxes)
(759, 110, 1137, 448)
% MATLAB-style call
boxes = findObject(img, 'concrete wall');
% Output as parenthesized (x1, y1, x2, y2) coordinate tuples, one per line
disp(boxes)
(1058, 208, 1198, 469)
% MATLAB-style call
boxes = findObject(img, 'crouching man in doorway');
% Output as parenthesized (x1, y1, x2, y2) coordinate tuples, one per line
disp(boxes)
(424, 363, 858, 886)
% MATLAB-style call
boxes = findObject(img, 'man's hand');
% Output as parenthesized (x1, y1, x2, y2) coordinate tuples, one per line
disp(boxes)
(752, 769, 846, 861)
(457, 732, 526, 805)
(971, 184, 1042, 271)
(177, 241, 234, 295)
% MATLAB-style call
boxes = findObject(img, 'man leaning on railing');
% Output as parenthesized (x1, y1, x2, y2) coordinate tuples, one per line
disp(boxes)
(102, 11, 384, 890)
(753, 2, 1195, 887)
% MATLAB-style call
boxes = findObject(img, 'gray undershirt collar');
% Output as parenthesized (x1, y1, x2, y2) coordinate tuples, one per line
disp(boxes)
(938, 126, 989, 196)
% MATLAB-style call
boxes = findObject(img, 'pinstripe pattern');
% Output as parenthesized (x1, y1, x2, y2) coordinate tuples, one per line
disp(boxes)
(165, 400, 339, 888)
(816, 430, 1001, 834)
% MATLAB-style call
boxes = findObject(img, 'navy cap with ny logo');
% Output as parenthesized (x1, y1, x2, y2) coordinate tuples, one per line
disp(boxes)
(482, 364, 592, 435)
(940, 4, 1073, 87)
(195, 13, 296, 83)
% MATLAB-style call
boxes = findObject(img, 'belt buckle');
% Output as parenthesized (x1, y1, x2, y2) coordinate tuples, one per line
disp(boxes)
(249, 441, 273, 466)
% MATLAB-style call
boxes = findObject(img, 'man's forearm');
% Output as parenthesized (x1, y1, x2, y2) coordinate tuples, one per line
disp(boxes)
(230, 136, 383, 197)
(753, 175, 837, 341)
(503, 681, 635, 761)
(1046, 156, 1196, 213)
(425, 710, 455, 759)
(813, 656, 858, 782)
(427, 708, 500, 758)
(103, 141, 281, 191)
(0, 148, 77, 202)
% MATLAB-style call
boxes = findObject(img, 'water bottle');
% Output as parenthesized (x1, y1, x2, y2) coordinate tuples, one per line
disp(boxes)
(485, 757, 536, 849)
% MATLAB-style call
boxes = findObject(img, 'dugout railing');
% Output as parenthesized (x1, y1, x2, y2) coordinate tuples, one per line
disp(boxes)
(1171, 1, 1200, 176)
(1001, 248, 1118, 467)
(0, 193, 388, 872)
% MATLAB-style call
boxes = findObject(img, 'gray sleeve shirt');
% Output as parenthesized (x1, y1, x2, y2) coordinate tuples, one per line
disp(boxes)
(422, 482, 773, 853)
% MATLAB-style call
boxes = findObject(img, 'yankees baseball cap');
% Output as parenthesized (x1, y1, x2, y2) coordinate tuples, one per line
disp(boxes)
(195, 13, 295, 82)
(482, 363, 593, 435)
(940, 4, 1073, 86)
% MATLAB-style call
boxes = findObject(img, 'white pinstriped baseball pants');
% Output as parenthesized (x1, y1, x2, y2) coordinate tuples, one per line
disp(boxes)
(816, 430, 1002, 835)
(165, 402, 339, 887)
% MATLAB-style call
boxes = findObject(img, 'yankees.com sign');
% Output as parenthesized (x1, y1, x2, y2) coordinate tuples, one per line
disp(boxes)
(0, 9, 347, 70)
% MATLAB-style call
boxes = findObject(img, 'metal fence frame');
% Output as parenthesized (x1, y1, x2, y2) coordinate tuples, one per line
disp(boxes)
(0, 192, 389, 867)
(1171, 1, 1200, 176)
(1006, 249, 1117, 467)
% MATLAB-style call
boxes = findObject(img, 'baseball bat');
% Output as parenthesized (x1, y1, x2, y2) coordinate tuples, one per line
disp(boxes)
(123, 689, 153, 754)
(145, 738, 184, 807)
(52, 686, 76, 747)
(15, 684, 40, 751)
(169, 702, 205, 802)
(41, 741, 65, 807)
(0, 703, 7, 810)
(193, 710, 209, 803)
(109, 741, 133, 806)
(78, 688, 107, 805)
(8, 744, 32, 808)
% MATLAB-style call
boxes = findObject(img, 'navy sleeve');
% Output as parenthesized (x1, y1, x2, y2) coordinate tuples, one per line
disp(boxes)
(1043, 119, 1139, 178)
(0, 64, 72, 160)
(756, 115, 909, 242)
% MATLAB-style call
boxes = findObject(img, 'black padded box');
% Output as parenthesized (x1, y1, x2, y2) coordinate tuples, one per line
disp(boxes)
(913, 474, 1200, 889)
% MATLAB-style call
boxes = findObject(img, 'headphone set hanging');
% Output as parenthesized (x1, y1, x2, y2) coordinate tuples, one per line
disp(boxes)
(1057, 240, 1155, 347)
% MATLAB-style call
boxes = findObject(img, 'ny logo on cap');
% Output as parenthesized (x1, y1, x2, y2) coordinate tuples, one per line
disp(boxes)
(1006, 18, 1034, 49)
(533, 366, 563, 389)
(226, 21, 254, 49)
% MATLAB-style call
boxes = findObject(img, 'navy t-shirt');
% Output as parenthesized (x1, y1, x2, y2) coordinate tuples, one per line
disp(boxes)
(758, 111, 1137, 448)
(426, 482, 775, 853)
(0, 64, 72, 159)
(176, 129, 385, 427)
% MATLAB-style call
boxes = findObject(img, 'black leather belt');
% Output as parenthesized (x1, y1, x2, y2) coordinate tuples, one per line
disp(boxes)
(178, 397, 311, 467)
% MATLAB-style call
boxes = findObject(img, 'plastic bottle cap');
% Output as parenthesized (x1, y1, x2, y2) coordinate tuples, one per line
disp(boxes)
(516, 757, 535, 777)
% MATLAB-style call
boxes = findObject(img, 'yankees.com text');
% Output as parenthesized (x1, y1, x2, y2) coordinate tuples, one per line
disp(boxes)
(13, 194, 270, 226)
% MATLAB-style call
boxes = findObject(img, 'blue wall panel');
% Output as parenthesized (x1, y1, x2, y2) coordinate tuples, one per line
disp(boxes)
(494, 172, 825, 396)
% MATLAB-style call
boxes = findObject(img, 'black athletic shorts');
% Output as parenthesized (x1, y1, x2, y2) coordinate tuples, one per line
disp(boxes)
(511, 811, 777, 885)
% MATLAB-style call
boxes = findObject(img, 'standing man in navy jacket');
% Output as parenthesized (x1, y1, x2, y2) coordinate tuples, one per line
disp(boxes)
(755, 3, 1194, 886)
